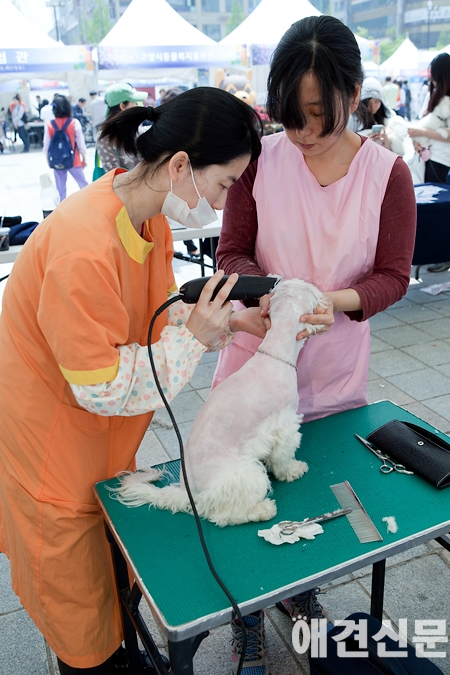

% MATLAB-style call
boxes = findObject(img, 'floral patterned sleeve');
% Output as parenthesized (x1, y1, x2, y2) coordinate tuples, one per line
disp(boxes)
(96, 135, 120, 172)
(69, 300, 235, 416)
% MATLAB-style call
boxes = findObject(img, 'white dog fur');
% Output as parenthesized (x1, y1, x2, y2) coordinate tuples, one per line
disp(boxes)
(113, 279, 326, 527)
(410, 95, 450, 147)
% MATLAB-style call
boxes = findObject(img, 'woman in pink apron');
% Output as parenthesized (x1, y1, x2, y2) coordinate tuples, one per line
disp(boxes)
(215, 17, 417, 675)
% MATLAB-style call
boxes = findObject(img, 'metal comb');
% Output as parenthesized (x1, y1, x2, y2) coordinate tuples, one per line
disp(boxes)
(330, 480, 382, 543)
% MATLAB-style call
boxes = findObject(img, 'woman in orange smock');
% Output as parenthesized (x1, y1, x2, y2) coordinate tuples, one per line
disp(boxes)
(0, 88, 267, 674)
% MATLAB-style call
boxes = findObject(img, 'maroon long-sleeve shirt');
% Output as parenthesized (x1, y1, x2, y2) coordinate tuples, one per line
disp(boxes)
(217, 137, 417, 321)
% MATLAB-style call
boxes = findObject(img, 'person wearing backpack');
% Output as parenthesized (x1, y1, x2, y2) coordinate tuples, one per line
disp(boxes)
(43, 95, 88, 202)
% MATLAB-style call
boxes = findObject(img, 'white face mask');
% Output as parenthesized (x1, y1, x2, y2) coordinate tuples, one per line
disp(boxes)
(161, 161, 218, 229)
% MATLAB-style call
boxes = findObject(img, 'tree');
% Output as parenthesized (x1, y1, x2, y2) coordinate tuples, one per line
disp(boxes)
(436, 29, 450, 50)
(85, 0, 112, 45)
(354, 26, 371, 39)
(226, 0, 245, 36)
(380, 34, 405, 63)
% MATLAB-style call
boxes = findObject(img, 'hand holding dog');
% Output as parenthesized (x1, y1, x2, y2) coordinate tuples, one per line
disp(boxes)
(298, 287, 363, 340)
(298, 297, 334, 340)
(408, 127, 429, 139)
(229, 306, 270, 339)
(259, 292, 334, 341)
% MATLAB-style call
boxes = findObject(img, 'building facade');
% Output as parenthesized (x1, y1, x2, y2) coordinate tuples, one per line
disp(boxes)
(331, 0, 450, 48)
(48, 0, 96, 44)
(109, 0, 261, 41)
(50, 0, 264, 43)
(50, 0, 450, 47)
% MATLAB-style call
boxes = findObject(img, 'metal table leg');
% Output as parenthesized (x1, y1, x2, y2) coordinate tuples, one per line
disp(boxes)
(199, 239, 207, 277)
(370, 559, 386, 622)
(435, 533, 450, 552)
(168, 632, 209, 675)
(210, 237, 218, 273)
(106, 526, 170, 674)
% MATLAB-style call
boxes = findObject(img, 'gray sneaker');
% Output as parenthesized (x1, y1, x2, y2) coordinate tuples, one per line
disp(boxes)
(231, 610, 269, 675)
(276, 587, 328, 623)
(427, 262, 450, 272)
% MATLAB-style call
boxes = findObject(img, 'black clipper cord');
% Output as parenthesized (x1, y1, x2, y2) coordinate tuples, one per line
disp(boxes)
(148, 298, 248, 675)
(146, 275, 279, 675)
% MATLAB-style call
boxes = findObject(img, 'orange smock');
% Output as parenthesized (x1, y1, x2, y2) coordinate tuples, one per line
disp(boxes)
(0, 169, 176, 668)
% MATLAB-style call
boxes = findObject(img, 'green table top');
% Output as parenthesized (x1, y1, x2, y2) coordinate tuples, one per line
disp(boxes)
(94, 400, 450, 640)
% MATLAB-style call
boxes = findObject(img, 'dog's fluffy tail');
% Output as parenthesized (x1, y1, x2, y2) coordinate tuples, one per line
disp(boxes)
(110, 468, 192, 514)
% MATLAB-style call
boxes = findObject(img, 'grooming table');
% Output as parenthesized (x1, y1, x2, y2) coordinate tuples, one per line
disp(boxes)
(94, 400, 450, 674)
(170, 218, 221, 277)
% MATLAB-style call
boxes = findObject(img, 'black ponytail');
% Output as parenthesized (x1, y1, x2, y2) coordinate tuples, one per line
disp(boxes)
(99, 87, 262, 171)
(428, 53, 450, 113)
(99, 105, 156, 156)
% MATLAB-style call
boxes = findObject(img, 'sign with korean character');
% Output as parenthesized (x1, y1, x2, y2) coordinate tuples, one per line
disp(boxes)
(0, 47, 93, 73)
(413, 620, 447, 657)
(372, 619, 408, 657)
(292, 618, 329, 657)
(332, 619, 369, 657)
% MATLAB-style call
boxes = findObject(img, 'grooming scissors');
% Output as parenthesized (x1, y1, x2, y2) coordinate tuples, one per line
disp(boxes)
(355, 434, 414, 475)
(278, 508, 352, 535)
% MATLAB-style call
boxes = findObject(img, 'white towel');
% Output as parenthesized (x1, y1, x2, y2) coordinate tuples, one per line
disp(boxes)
(258, 522, 324, 545)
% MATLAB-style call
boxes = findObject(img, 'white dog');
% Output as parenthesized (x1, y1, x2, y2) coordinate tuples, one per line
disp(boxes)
(113, 279, 327, 527)
(410, 96, 450, 147)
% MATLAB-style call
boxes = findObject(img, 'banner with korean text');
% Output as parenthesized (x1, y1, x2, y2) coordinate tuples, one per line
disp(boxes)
(0, 46, 94, 73)
(98, 45, 247, 70)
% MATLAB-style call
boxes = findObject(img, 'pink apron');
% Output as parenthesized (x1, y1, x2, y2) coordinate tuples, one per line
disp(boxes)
(213, 133, 397, 422)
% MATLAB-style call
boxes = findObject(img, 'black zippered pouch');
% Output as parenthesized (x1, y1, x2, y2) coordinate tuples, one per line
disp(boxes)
(367, 420, 450, 489)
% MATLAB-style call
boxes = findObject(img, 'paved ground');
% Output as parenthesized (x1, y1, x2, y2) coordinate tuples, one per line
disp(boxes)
(1, 141, 450, 674)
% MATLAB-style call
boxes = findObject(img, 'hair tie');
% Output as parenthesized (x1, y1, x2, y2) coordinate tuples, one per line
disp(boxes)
(147, 106, 155, 122)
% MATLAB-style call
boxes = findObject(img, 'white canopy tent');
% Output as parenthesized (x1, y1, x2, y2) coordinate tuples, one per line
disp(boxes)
(0, 0, 59, 48)
(378, 38, 431, 77)
(220, 0, 321, 46)
(417, 49, 438, 73)
(98, 0, 217, 83)
(220, 0, 371, 57)
(0, 0, 96, 99)
(363, 61, 381, 76)
(100, 0, 215, 48)
(219, 0, 372, 102)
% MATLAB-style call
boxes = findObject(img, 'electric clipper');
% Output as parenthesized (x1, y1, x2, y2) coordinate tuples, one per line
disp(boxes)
(178, 275, 281, 304)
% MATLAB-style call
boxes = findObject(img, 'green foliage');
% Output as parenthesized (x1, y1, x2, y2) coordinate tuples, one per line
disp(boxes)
(380, 35, 404, 62)
(354, 26, 370, 39)
(385, 26, 398, 40)
(85, 0, 112, 45)
(436, 29, 450, 50)
(226, 0, 245, 36)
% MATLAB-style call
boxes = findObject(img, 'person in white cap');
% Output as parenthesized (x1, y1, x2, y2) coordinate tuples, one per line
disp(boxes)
(349, 76, 407, 155)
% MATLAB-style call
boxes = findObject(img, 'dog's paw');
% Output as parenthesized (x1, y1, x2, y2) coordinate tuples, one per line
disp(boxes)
(305, 322, 326, 336)
(247, 498, 277, 522)
(276, 460, 309, 482)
